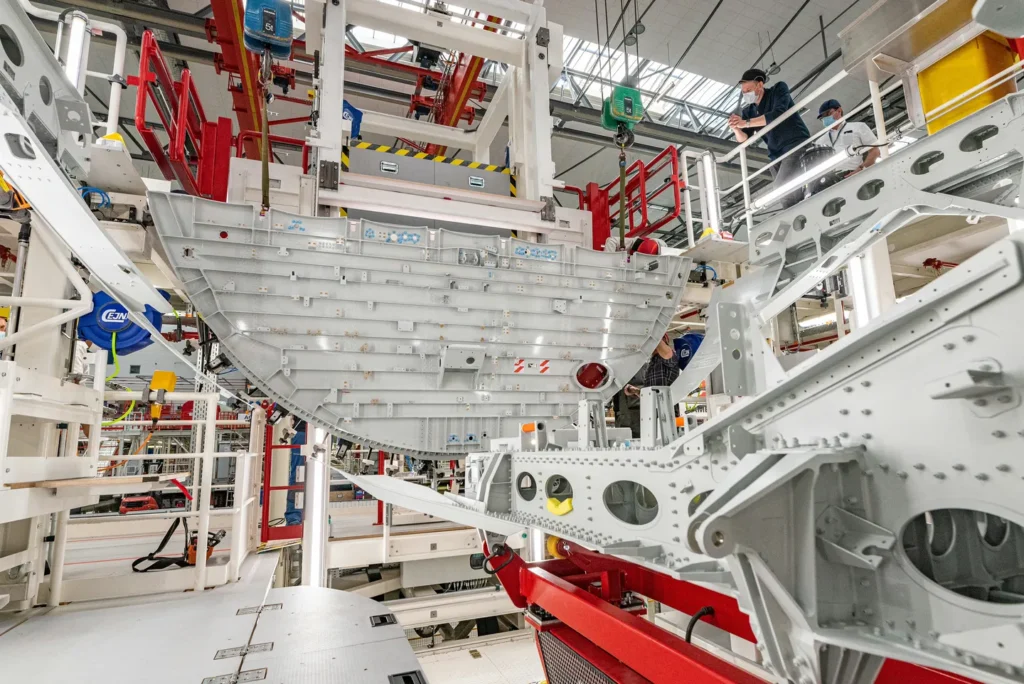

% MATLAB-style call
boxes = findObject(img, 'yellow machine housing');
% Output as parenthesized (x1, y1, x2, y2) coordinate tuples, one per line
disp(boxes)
(918, 32, 1018, 134)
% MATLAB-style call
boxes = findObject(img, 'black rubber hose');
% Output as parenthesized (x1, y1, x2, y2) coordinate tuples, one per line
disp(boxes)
(684, 606, 715, 643)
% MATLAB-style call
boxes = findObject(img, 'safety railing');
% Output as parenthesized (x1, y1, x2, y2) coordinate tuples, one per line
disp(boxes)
(129, 30, 233, 200)
(51, 393, 265, 602)
(261, 423, 306, 544)
(713, 38, 1024, 234)
(562, 145, 683, 248)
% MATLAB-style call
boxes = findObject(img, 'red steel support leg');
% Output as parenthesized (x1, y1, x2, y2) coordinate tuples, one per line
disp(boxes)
(211, 117, 234, 202)
(375, 450, 385, 525)
(587, 181, 611, 250)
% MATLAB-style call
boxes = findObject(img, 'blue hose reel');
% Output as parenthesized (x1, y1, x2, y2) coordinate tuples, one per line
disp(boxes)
(243, 0, 294, 59)
(78, 290, 168, 355)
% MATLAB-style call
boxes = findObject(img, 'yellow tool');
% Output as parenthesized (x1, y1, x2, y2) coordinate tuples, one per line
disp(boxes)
(147, 370, 177, 424)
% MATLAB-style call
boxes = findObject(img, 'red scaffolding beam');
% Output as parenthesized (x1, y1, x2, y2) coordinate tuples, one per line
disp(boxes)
(207, 0, 264, 159)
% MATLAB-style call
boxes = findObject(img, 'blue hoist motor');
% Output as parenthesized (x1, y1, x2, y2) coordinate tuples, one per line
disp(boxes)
(243, 0, 294, 59)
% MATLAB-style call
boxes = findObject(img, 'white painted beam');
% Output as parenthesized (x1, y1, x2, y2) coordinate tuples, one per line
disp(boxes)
(346, 0, 525, 68)
(360, 111, 477, 151)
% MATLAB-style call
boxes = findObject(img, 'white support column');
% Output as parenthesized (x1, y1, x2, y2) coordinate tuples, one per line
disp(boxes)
(228, 452, 250, 582)
(506, 25, 554, 202)
(62, 11, 90, 95)
(46, 509, 70, 607)
(301, 427, 329, 587)
(311, 0, 347, 208)
(853, 75, 898, 323)
(474, 70, 513, 164)
(193, 394, 218, 592)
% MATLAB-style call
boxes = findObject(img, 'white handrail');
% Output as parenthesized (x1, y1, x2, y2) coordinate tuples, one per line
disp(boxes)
(719, 70, 848, 164)
(720, 80, 905, 198)
(0, 221, 92, 352)
(18, 0, 127, 136)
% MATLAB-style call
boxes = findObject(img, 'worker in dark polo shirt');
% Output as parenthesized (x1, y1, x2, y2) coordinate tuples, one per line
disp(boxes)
(727, 68, 810, 209)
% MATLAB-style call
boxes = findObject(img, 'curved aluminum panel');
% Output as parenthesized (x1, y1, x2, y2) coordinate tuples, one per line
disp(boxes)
(149, 193, 691, 457)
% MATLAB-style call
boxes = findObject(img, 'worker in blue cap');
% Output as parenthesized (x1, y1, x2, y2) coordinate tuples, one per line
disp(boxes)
(817, 99, 881, 175)
(728, 67, 810, 209)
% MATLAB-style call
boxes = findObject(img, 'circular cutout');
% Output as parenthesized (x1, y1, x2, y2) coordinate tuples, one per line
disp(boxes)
(575, 362, 611, 390)
(731, 349, 741, 360)
(603, 480, 659, 525)
(0, 25, 23, 67)
(465, 356, 476, 365)
(755, 231, 774, 247)
(516, 472, 537, 501)
(902, 508, 1024, 604)
(545, 475, 572, 502)
(38, 76, 52, 105)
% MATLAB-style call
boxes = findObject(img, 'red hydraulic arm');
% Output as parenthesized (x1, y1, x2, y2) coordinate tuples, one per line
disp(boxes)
(482, 538, 982, 684)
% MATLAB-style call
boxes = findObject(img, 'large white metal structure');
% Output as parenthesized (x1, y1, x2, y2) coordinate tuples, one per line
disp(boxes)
(1, 0, 1023, 682)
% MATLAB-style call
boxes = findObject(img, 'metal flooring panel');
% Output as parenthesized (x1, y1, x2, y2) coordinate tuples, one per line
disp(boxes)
(0, 556, 277, 684)
(241, 586, 423, 683)
(148, 193, 691, 457)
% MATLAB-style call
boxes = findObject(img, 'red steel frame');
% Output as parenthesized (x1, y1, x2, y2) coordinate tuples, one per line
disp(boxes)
(260, 423, 305, 543)
(566, 146, 684, 250)
(484, 539, 981, 684)
(129, 30, 233, 201)
(207, 0, 263, 159)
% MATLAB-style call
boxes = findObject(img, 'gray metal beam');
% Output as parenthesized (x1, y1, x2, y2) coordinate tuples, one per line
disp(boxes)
(36, 0, 208, 38)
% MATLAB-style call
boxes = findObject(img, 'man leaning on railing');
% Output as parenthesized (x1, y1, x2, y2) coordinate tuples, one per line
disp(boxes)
(728, 68, 811, 209)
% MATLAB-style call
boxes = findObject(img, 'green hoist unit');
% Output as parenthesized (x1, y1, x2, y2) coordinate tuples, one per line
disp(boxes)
(601, 85, 644, 251)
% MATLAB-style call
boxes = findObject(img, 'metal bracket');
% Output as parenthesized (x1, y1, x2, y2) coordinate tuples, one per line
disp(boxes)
(815, 505, 895, 571)
(214, 642, 274, 659)
(235, 602, 282, 615)
(536, 27, 551, 47)
(926, 360, 1019, 417)
(201, 669, 267, 684)
(319, 160, 339, 189)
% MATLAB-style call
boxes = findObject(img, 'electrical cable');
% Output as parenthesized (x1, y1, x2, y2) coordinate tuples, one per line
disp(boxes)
(102, 332, 135, 426)
(696, 263, 718, 280)
(685, 606, 715, 643)
(78, 186, 112, 208)
(98, 432, 153, 473)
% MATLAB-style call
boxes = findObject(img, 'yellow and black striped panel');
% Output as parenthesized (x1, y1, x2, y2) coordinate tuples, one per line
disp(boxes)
(509, 175, 517, 198)
(346, 142, 512, 175)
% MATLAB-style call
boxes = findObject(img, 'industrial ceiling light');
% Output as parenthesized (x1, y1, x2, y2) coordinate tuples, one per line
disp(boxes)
(767, 61, 781, 76)
(624, 31, 637, 46)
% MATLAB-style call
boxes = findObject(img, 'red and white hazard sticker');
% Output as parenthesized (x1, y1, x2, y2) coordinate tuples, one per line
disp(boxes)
(514, 359, 550, 374)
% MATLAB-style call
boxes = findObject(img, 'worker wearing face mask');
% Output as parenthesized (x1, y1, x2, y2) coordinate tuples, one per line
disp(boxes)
(728, 68, 810, 209)
(817, 99, 881, 175)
